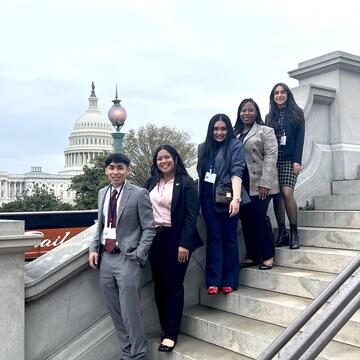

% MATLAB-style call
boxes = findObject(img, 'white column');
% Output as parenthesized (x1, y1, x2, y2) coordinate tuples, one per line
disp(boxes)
(0, 220, 42, 360)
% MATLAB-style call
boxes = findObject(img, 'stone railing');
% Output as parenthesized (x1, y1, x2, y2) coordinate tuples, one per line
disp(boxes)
(0, 220, 42, 360)
(24, 220, 207, 360)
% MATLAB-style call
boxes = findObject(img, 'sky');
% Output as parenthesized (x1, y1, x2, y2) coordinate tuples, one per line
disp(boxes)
(1, 0, 359, 174)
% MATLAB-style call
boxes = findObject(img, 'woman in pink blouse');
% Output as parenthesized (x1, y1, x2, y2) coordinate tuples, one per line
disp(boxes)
(144, 144, 202, 352)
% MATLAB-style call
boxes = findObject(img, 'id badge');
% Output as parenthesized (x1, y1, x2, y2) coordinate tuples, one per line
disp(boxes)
(280, 135, 287, 146)
(104, 227, 117, 240)
(204, 171, 216, 184)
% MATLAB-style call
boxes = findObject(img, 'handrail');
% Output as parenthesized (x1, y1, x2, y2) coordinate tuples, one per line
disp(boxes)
(256, 253, 360, 360)
(296, 289, 360, 359)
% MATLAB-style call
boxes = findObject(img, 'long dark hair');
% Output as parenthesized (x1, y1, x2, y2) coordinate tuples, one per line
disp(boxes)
(198, 113, 235, 169)
(234, 98, 264, 136)
(266, 82, 304, 128)
(149, 144, 189, 187)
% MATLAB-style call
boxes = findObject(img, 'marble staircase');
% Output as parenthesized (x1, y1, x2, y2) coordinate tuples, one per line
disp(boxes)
(147, 180, 360, 359)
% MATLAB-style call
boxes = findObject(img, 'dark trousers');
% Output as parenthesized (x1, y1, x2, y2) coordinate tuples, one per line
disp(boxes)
(239, 195, 274, 262)
(148, 227, 189, 342)
(201, 194, 239, 288)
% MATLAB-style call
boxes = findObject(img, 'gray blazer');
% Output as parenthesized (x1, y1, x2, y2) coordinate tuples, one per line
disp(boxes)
(89, 181, 156, 267)
(242, 123, 279, 196)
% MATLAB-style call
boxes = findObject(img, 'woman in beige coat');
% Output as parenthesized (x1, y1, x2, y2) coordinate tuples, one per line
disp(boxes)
(234, 98, 279, 270)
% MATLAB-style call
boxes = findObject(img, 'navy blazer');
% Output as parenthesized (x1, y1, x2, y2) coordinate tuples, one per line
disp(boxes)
(144, 174, 203, 252)
(265, 114, 305, 165)
(197, 139, 251, 211)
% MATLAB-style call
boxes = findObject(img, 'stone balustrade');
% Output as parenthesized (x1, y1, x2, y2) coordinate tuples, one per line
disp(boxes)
(0, 220, 42, 360)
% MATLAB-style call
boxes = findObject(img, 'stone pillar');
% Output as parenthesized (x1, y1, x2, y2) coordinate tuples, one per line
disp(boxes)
(289, 51, 360, 180)
(0, 220, 42, 360)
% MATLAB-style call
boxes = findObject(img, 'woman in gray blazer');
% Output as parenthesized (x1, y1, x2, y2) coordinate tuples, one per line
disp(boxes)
(234, 99, 279, 270)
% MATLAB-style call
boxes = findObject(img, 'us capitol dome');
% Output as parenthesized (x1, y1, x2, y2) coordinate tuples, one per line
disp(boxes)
(0, 83, 114, 206)
(61, 82, 113, 175)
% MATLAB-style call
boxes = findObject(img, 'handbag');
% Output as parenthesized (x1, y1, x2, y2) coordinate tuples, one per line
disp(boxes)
(214, 183, 233, 204)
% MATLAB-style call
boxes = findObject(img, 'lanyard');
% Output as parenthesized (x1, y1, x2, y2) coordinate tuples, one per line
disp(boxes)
(107, 182, 125, 226)
(279, 109, 286, 135)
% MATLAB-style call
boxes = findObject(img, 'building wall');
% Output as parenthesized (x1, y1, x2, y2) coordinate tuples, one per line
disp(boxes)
(0, 168, 75, 206)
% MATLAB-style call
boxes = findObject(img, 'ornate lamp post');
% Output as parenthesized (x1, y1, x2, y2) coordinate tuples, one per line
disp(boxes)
(108, 86, 127, 153)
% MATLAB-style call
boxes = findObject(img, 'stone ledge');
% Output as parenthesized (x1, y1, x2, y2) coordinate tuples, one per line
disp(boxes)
(0, 219, 24, 235)
(0, 234, 42, 254)
(289, 51, 360, 80)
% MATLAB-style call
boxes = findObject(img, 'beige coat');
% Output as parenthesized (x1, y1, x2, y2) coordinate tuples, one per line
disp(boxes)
(241, 122, 279, 196)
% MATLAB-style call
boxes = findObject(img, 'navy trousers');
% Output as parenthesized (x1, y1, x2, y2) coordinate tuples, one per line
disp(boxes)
(148, 227, 189, 341)
(201, 194, 240, 288)
(239, 195, 274, 262)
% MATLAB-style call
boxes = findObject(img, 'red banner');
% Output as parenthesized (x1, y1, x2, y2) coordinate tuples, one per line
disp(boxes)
(25, 227, 87, 260)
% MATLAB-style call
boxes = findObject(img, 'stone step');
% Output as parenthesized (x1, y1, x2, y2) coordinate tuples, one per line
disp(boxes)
(147, 332, 250, 360)
(313, 194, 360, 210)
(332, 180, 360, 195)
(239, 266, 337, 299)
(298, 210, 360, 229)
(199, 287, 360, 347)
(274, 246, 359, 274)
(181, 305, 360, 359)
(298, 227, 360, 250)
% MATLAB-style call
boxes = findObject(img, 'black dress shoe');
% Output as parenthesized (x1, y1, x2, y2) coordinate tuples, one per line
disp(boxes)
(259, 263, 273, 270)
(158, 341, 176, 352)
(240, 260, 258, 268)
(289, 224, 300, 250)
(275, 225, 289, 247)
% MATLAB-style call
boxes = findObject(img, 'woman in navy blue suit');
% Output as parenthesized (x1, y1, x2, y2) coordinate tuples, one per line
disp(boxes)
(197, 114, 249, 295)
(145, 144, 202, 352)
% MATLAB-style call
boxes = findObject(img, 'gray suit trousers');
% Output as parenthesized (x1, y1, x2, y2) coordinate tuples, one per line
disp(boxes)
(100, 251, 146, 360)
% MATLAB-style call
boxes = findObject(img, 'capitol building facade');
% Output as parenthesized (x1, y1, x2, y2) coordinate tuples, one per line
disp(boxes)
(0, 83, 113, 206)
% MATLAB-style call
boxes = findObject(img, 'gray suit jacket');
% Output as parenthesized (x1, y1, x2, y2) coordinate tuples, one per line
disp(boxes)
(242, 123, 279, 196)
(89, 181, 156, 267)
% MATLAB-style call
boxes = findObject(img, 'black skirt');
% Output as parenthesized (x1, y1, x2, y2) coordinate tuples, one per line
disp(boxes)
(277, 160, 298, 189)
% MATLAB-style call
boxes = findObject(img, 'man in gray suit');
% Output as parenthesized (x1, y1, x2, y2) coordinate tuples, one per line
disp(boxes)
(89, 153, 156, 360)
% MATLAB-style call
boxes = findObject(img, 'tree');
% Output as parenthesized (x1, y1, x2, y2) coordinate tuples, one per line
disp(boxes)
(0, 184, 74, 212)
(69, 124, 197, 209)
(123, 123, 197, 186)
(70, 153, 109, 209)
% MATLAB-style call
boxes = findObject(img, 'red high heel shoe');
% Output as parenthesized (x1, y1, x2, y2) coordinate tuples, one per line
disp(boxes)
(222, 286, 234, 294)
(207, 286, 219, 294)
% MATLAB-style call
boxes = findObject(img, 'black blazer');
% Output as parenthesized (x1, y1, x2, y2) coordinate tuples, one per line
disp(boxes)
(144, 174, 203, 252)
(266, 114, 305, 165)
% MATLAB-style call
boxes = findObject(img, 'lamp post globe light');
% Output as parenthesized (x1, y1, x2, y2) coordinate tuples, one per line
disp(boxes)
(108, 86, 127, 153)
